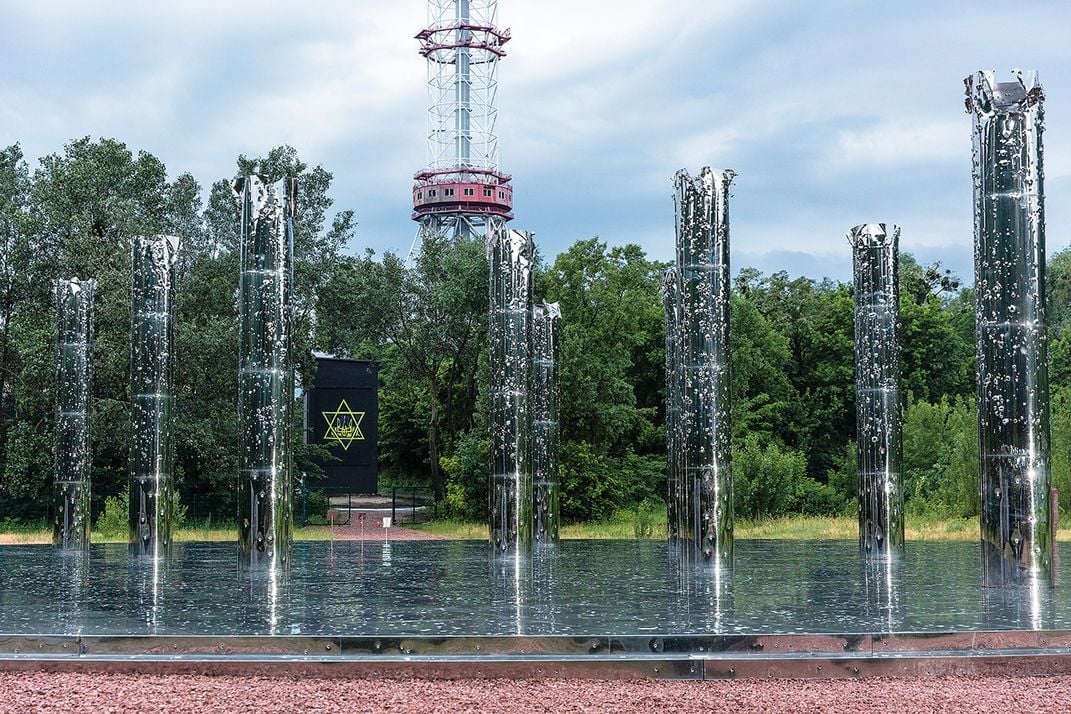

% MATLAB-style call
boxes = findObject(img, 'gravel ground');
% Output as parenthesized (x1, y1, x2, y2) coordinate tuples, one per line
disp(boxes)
(2, 673, 1070, 713)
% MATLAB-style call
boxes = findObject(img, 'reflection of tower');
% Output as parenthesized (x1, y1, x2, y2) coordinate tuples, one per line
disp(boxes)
(413, 0, 513, 241)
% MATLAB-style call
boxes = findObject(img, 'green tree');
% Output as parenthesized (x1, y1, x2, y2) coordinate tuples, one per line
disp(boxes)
(324, 233, 487, 500)
(540, 238, 665, 456)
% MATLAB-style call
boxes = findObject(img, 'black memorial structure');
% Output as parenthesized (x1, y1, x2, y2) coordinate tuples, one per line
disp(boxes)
(305, 356, 379, 493)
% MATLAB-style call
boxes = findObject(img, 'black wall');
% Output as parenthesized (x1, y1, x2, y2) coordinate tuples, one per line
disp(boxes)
(305, 357, 379, 493)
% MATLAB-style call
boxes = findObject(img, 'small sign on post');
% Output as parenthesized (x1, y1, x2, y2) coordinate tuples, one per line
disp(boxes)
(382, 516, 392, 542)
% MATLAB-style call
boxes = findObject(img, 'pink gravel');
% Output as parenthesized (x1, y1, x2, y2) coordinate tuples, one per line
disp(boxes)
(3, 673, 1071, 713)
(307, 510, 458, 541)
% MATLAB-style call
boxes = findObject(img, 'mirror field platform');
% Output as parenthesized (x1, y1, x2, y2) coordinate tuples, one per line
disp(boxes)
(4, 539, 1071, 679)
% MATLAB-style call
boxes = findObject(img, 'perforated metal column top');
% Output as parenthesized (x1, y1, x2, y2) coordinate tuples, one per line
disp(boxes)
(532, 301, 561, 545)
(129, 235, 180, 558)
(487, 228, 534, 552)
(234, 176, 296, 571)
(966, 70, 1053, 584)
(662, 267, 682, 542)
(849, 224, 904, 557)
(674, 167, 734, 566)
(52, 278, 96, 549)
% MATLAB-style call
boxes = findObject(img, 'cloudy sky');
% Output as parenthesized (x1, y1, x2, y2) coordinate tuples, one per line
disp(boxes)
(2, 0, 1069, 281)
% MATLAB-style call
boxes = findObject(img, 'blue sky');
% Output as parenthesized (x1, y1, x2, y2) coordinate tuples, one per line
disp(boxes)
(2, 0, 1069, 282)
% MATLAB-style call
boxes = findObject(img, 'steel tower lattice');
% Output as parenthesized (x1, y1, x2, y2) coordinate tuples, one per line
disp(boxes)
(413, 0, 513, 240)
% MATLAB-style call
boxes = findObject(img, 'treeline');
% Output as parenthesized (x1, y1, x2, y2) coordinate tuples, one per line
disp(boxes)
(3, 138, 1071, 526)
(328, 217, 1071, 524)
(0, 139, 354, 521)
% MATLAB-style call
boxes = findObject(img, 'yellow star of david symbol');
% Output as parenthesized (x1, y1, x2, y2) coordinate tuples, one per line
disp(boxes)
(322, 399, 365, 451)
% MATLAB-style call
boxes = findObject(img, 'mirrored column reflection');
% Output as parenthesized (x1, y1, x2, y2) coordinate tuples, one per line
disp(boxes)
(129, 547, 168, 632)
(861, 556, 904, 634)
(981, 578, 1054, 632)
(672, 541, 733, 634)
(489, 551, 530, 636)
(56, 548, 90, 633)
(530, 547, 557, 633)
(240, 566, 290, 637)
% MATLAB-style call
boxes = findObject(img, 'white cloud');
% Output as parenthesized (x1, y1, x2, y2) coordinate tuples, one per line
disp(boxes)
(826, 120, 965, 170)
(1, 0, 1069, 273)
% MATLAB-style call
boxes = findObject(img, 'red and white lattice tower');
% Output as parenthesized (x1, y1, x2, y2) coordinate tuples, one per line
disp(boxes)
(412, 0, 513, 240)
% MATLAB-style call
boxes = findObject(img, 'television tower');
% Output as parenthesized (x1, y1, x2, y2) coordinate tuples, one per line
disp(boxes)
(412, 0, 513, 240)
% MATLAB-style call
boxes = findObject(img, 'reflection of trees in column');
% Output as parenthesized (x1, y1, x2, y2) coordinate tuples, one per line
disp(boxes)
(533, 301, 561, 545)
(849, 224, 904, 557)
(674, 168, 734, 565)
(53, 277, 96, 549)
(487, 228, 534, 552)
(966, 70, 1052, 584)
(234, 176, 295, 571)
(129, 235, 179, 558)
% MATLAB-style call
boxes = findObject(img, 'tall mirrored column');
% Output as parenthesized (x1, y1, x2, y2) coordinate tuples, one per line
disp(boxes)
(234, 176, 296, 570)
(849, 224, 904, 557)
(53, 278, 96, 549)
(487, 228, 535, 552)
(662, 267, 682, 541)
(533, 300, 561, 545)
(129, 235, 180, 557)
(966, 69, 1053, 583)
(674, 167, 735, 565)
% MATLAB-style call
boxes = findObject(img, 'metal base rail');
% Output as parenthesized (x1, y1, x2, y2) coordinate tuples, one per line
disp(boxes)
(4, 631, 1071, 679)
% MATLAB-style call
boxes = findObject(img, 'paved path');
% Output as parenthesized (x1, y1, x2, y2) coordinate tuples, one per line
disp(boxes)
(306, 509, 459, 541)
(2, 672, 1070, 713)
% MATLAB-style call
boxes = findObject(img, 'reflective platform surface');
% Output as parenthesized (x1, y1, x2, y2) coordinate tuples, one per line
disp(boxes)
(0, 540, 1065, 638)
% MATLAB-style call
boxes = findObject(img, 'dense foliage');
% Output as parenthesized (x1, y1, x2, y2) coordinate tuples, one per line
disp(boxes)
(3, 137, 1071, 526)
(0, 140, 352, 521)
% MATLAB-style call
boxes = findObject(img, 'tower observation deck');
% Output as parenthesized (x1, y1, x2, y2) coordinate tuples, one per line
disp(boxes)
(413, 0, 513, 240)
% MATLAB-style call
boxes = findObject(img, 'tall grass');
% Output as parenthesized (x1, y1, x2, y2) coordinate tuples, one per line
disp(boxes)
(6, 511, 1071, 543)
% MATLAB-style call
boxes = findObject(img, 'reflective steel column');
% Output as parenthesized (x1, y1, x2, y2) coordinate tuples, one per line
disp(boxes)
(849, 224, 904, 557)
(532, 300, 561, 545)
(53, 277, 96, 549)
(487, 228, 535, 552)
(662, 267, 682, 541)
(234, 176, 296, 570)
(966, 69, 1053, 583)
(129, 235, 180, 558)
(674, 167, 734, 565)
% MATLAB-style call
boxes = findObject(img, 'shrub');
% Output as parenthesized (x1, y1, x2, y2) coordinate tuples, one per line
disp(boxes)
(95, 490, 129, 538)
(440, 431, 488, 520)
(902, 396, 978, 517)
(733, 435, 844, 519)
(94, 487, 188, 537)
(560, 441, 664, 522)
(631, 498, 660, 538)
(169, 488, 188, 531)
(305, 490, 330, 522)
